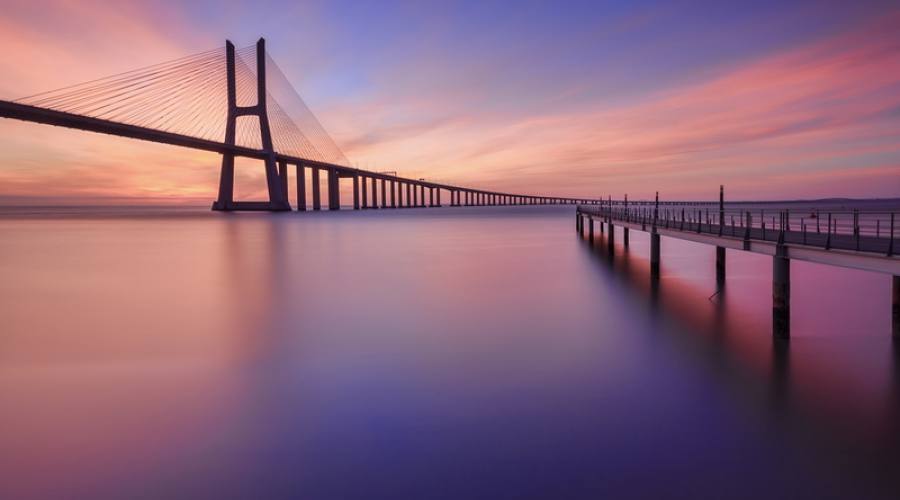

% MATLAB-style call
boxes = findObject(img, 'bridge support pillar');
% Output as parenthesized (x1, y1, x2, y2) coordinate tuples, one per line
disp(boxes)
(390, 181, 396, 208)
(588, 217, 594, 241)
(892, 275, 899, 337)
(328, 169, 340, 210)
(212, 39, 289, 212)
(716, 247, 726, 287)
(608, 223, 615, 252)
(296, 164, 306, 211)
(773, 247, 791, 339)
(312, 168, 321, 210)
(278, 161, 289, 201)
(650, 231, 660, 279)
(406, 183, 412, 207)
(352, 176, 360, 210)
(371, 177, 378, 208)
(381, 179, 387, 208)
(623, 227, 629, 248)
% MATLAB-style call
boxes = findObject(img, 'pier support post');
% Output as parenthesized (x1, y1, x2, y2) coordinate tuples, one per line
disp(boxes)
(623, 227, 629, 248)
(773, 246, 791, 339)
(893, 275, 899, 337)
(312, 168, 321, 210)
(296, 164, 306, 211)
(716, 247, 726, 287)
(381, 179, 387, 208)
(608, 223, 615, 252)
(588, 217, 594, 241)
(650, 231, 660, 279)
(390, 181, 396, 208)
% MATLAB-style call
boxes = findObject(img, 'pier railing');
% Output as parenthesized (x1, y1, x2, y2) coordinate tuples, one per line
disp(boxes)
(577, 205, 895, 256)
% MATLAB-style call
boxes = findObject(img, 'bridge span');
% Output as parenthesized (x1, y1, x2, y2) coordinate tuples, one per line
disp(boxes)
(0, 38, 601, 211)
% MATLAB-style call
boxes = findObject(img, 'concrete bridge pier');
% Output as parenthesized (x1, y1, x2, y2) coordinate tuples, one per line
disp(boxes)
(371, 177, 378, 208)
(311, 168, 321, 210)
(588, 217, 594, 241)
(390, 181, 396, 208)
(278, 161, 289, 202)
(380, 179, 387, 208)
(405, 183, 412, 207)
(359, 176, 365, 209)
(296, 164, 306, 211)
(623, 227, 629, 248)
(773, 246, 790, 339)
(328, 169, 340, 210)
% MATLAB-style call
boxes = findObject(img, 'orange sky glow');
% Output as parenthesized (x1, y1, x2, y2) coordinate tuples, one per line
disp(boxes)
(0, 0, 898, 204)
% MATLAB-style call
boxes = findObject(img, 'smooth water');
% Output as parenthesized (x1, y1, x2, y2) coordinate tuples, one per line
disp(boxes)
(0, 206, 897, 499)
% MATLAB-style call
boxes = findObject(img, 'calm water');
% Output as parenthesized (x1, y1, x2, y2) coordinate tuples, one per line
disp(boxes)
(1, 205, 898, 499)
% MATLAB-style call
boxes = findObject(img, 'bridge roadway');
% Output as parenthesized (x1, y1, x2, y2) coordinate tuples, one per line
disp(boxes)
(575, 204, 900, 338)
(0, 100, 599, 210)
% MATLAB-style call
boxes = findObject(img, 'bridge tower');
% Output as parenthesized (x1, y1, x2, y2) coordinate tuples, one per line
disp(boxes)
(213, 38, 290, 211)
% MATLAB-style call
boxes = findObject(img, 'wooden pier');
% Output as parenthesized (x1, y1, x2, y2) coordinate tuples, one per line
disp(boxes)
(576, 189, 900, 338)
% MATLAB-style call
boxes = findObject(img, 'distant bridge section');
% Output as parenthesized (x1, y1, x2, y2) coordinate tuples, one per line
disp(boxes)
(0, 38, 601, 211)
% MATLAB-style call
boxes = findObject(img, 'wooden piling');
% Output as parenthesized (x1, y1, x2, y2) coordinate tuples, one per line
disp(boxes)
(893, 275, 899, 337)
(716, 246, 726, 287)
(650, 231, 660, 279)
(773, 246, 790, 339)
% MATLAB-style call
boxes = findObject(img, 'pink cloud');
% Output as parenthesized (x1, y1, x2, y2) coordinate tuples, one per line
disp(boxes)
(334, 12, 900, 200)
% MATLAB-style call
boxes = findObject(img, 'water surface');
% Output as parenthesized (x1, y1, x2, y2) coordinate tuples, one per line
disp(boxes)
(1, 205, 898, 499)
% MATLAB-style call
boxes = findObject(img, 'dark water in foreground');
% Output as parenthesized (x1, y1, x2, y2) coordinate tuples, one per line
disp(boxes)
(0, 205, 898, 499)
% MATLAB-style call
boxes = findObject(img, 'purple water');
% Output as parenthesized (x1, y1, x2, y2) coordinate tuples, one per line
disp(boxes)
(0, 205, 897, 499)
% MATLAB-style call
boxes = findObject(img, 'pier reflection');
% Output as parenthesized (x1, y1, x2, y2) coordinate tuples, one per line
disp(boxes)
(580, 224, 899, 470)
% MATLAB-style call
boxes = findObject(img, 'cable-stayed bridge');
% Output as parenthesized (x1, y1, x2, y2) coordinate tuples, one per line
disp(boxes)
(0, 38, 601, 211)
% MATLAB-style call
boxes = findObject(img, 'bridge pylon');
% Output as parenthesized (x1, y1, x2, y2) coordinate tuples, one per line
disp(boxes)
(213, 38, 291, 211)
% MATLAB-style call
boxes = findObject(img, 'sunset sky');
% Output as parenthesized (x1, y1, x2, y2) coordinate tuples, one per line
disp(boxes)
(0, 0, 898, 203)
